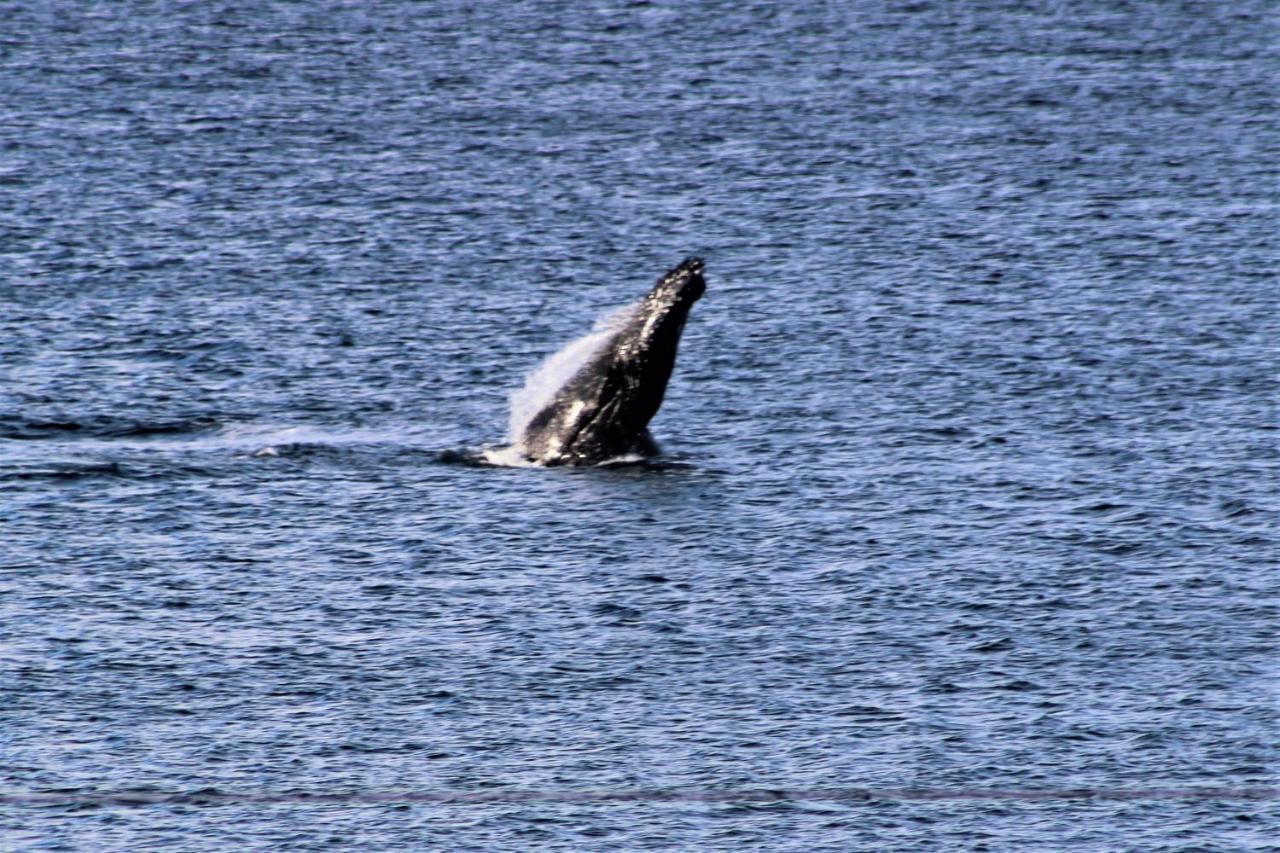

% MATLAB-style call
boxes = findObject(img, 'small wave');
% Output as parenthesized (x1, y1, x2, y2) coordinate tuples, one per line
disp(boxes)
(0, 461, 127, 482)
(450, 445, 690, 471)
(1217, 498, 1256, 518)
(0, 416, 219, 441)
(240, 442, 339, 460)
(103, 418, 220, 439)
(231, 424, 437, 459)
(243, 441, 428, 462)
(437, 445, 611, 469)
(426, 445, 541, 468)
(479, 445, 539, 467)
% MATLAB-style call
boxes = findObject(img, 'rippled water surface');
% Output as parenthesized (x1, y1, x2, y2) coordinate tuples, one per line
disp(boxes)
(3, 1, 1277, 849)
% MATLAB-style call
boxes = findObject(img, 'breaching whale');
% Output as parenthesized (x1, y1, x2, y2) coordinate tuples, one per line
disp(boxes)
(515, 257, 706, 466)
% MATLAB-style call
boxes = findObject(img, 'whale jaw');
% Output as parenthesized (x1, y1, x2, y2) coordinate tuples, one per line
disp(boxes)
(517, 258, 705, 466)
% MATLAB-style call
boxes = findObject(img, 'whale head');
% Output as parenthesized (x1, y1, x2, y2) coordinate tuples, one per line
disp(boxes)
(647, 256, 706, 309)
(620, 256, 705, 362)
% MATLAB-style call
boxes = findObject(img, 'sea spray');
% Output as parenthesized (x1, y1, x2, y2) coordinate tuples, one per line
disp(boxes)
(506, 303, 639, 450)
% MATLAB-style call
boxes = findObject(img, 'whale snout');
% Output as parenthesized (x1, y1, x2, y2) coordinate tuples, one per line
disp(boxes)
(674, 257, 704, 280)
(659, 256, 706, 303)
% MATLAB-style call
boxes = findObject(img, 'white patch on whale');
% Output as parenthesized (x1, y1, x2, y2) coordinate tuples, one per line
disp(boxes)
(506, 303, 638, 452)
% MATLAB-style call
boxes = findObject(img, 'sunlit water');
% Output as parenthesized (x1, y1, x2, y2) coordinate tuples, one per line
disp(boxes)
(2, 1, 1277, 850)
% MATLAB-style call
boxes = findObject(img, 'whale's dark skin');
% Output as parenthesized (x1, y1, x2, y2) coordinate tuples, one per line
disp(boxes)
(518, 257, 706, 466)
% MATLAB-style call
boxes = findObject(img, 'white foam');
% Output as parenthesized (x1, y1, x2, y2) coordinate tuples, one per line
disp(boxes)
(476, 446, 646, 469)
(596, 452, 646, 467)
(480, 445, 543, 468)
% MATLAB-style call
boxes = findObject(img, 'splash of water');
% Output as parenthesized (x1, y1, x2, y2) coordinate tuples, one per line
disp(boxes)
(480, 444, 545, 467)
(506, 303, 638, 449)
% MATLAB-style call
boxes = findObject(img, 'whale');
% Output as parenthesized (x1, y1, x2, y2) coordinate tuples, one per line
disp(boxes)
(515, 257, 706, 466)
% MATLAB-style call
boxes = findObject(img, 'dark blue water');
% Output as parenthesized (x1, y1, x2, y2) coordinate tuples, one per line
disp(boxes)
(3, 1, 1277, 849)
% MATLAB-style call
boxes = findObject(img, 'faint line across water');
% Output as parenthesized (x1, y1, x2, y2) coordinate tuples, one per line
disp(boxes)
(4, 788, 1277, 807)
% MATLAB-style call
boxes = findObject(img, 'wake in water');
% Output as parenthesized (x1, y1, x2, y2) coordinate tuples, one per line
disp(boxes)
(0, 418, 443, 477)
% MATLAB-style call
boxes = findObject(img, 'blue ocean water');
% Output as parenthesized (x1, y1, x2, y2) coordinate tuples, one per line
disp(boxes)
(2, 1, 1277, 849)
